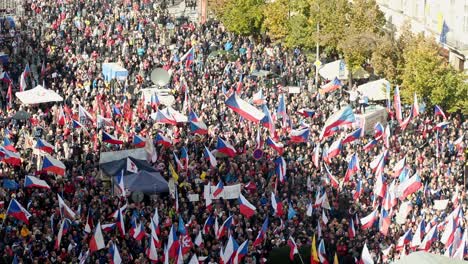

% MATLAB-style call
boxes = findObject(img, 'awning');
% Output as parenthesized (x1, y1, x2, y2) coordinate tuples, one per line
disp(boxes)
(357, 79, 389, 101)
(102, 63, 128, 81)
(318, 60, 369, 80)
(16, 85, 63, 105)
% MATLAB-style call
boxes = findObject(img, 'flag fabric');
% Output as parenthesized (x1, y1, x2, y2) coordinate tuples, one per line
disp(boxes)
(155, 133, 173, 147)
(289, 128, 310, 143)
(287, 236, 299, 261)
(434, 105, 447, 120)
(361, 243, 374, 264)
(126, 157, 138, 173)
(393, 157, 406, 178)
(321, 77, 342, 94)
(194, 231, 203, 247)
(24, 175, 50, 189)
(398, 173, 422, 201)
(89, 222, 105, 253)
(116, 170, 126, 197)
(342, 128, 362, 144)
(42, 155, 66, 175)
(204, 146, 217, 167)
(55, 219, 71, 250)
(6, 199, 31, 224)
(57, 194, 76, 220)
(271, 192, 283, 216)
(297, 108, 316, 118)
(252, 89, 266, 105)
(102, 131, 123, 145)
(324, 164, 339, 189)
(252, 217, 268, 247)
(260, 105, 275, 134)
(324, 138, 342, 161)
(419, 225, 438, 251)
(190, 120, 208, 135)
(348, 218, 356, 239)
(217, 215, 233, 239)
(412, 93, 420, 118)
(216, 137, 237, 157)
(225, 94, 265, 123)
(233, 240, 249, 264)
(132, 134, 146, 148)
(35, 139, 54, 153)
(379, 207, 391, 236)
(344, 154, 359, 182)
(320, 106, 355, 140)
(266, 137, 284, 155)
(167, 225, 179, 258)
(311, 235, 320, 264)
(288, 202, 297, 220)
(374, 122, 384, 138)
(411, 220, 426, 249)
(318, 239, 328, 264)
(153, 110, 177, 125)
(213, 181, 224, 198)
(203, 215, 215, 235)
(434, 121, 450, 131)
(360, 209, 378, 229)
(72, 119, 85, 129)
(238, 193, 256, 218)
(275, 157, 287, 183)
(19, 72, 27, 92)
(396, 229, 413, 250)
(109, 243, 122, 264)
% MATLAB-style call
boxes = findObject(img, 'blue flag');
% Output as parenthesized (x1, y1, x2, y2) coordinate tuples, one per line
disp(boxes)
(3, 179, 18, 190)
(288, 202, 296, 220)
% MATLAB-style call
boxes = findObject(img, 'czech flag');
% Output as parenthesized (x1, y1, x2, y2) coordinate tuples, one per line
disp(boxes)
(393, 157, 406, 178)
(324, 138, 342, 161)
(3, 137, 17, 152)
(374, 122, 384, 138)
(252, 89, 266, 105)
(363, 139, 378, 152)
(348, 218, 356, 239)
(419, 225, 438, 251)
(238, 193, 256, 218)
(217, 215, 233, 239)
(318, 239, 328, 264)
(72, 119, 84, 129)
(411, 220, 425, 248)
(132, 134, 146, 148)
(434, 105, 447, 120)
(396, 229, 413, 250)
(42, 155, 66, 175)
(102, 131, 123, 145)
(260, 105, 275, 135)
(216, 137, 237, 157)
(190, 120, 208, 135)
(167, 225, 179, 258)
(325, 164, 339, 188)
(213, 181, 224, 198)
(434, 121, 450, 131)
(379, 208, 392, 236)
(109, 243, 122, 264)
(58, 194, 76, 220)
(271, 192, 283, 217)
(1, 147, 22, 166)
(344, 154, 360, 182)
(153, 110, 177, 125)
(203, 215, 215, 235)
(150, 93, 160, 109)
(398, 173, 422, 201)
(342, 128, 362, 144)
(320, 105, 355, 140)
(35, 138, 54, 153)
(6, 199, 31, 224)
(360, 209, 378, 229)
(204, 146, 217, 167)
(275, 157, 287, 183)
(102, 223, 116, 232)
(155, 133, 172, 148)
(89, 222, 105, 253)
(24, 175, 50, 189)
(289, 128, 310, 143)
(353, 179, 362, 200)
(225, 94, 265, 123)
(266, 137, 284, 155)
(297, 108, 316, 118)
(320, 77, 342, 94)
(252, 217, 269, 247)
(233, 240, 249, 264)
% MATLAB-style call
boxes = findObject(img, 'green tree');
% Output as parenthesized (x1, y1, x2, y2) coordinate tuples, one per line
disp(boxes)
(400, 34, 467, 112)
(370, 34, 400, 83)
(262, 0, 290, 41)
(217, 0, 265, 36)
(284, 14, 313, 48)
(339, 0, 386, 85)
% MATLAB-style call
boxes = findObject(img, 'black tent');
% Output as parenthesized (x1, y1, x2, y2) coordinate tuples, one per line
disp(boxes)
(100, 157, 169, 194)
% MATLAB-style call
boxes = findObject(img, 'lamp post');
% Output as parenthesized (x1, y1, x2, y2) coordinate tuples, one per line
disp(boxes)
(315, 22, 319, 89)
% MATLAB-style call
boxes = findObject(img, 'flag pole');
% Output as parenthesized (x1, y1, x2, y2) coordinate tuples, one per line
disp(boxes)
(1, 199, 12, 228)
(297, 251, 305, 264)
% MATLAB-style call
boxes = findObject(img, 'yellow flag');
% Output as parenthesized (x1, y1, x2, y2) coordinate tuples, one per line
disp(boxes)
(169, 163, 179, 182)
(334, 252, 339, 264)
(200, 171, 207, 180)
(311, 234, 320, 264)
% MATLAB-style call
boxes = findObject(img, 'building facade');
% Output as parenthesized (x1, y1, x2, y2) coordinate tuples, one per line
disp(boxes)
(376, 0, 468, 73)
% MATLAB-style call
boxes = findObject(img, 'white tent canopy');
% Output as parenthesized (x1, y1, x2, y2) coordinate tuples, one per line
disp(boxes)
(15, 85, 63, 105)
(357, 79, 390, 101)
(318, 60, 369, 80)
(394, 251, 466, 264)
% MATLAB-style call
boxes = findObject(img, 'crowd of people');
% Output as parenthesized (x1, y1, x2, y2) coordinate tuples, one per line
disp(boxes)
(0, 0, 466, 263)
